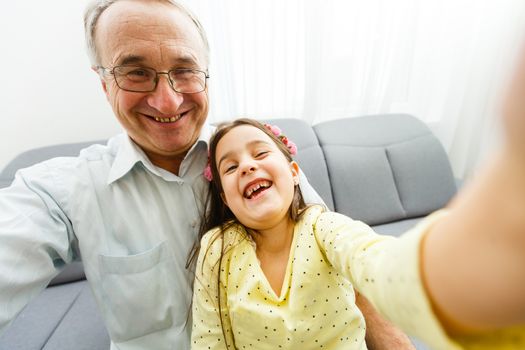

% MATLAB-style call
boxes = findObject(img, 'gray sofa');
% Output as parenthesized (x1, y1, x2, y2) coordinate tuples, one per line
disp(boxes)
(0, 114, 457, 350)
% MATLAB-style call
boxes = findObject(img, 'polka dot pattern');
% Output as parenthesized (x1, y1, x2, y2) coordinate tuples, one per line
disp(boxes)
(192, 207, 365, 349)
(192, 207, 525, 349)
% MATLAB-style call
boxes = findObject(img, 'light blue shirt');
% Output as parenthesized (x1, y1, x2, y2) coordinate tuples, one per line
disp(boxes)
(0, 125, 322, 350)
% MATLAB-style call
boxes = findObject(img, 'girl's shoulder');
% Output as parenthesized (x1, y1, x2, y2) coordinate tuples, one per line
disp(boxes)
(298, 204, 325, 222)
(298, 204, 352, 228)
(300, 205, 368, 239)
(200, 222, 250, 256)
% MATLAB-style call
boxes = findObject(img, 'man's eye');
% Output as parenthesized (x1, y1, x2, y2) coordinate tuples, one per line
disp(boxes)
(130, 69, 145, 76)
(171, 69, 196, 82)
(173, 69, 194, 77)
(124, 68, 153, 81)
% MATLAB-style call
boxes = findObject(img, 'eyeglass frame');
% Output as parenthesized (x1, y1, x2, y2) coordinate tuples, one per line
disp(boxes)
(96, 65, 210, 94)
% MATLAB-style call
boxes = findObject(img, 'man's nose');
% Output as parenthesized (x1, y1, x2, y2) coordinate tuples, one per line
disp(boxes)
(146, 75, 183, 113)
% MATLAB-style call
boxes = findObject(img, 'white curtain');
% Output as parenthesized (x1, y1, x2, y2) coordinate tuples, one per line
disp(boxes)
(187, 0, 525, 178)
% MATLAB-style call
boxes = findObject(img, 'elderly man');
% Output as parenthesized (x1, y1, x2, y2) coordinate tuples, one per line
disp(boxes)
(0, 0, 413, 349)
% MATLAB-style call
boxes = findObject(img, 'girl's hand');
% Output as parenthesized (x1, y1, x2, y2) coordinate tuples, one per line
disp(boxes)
(421, 45, 525, 336)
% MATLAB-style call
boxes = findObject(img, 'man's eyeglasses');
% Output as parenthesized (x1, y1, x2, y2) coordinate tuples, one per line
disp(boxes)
(97, 66, 209, 94)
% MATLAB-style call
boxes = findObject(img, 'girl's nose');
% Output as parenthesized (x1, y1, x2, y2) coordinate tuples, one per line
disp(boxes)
(241, 163, 256, 176)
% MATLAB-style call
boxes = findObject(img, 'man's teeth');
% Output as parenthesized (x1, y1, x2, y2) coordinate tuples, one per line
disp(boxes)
(244, 180, 271, 198)
(153, 114, 181, 123)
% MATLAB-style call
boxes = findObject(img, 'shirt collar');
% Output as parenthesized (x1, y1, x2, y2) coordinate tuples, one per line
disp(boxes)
(107, 124, 214, 185)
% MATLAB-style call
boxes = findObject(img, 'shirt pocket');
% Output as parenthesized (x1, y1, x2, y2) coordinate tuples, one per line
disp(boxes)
(98, 241, 182, 342)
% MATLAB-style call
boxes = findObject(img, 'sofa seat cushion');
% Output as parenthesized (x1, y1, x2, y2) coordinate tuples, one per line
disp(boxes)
(48, 261, 86, 286)
(0, 280, 109, 350)
(372, 217, 423, 237)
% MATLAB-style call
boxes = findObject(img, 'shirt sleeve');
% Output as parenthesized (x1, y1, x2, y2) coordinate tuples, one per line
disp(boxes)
(191, 228, 236, 349)
(314, 210, 463, 350)
(0, 164, 76, 334)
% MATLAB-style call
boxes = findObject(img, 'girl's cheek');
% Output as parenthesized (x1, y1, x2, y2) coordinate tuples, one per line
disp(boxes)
(221, 178, 233, 195)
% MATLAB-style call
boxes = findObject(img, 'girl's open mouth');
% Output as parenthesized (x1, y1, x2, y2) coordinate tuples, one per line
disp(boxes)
(244, 180, 272, 199)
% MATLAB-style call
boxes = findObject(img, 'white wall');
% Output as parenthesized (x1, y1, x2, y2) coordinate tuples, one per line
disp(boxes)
(0, 1, 121, 169)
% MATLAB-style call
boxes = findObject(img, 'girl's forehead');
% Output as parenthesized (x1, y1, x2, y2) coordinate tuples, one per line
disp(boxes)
(216, 125, 274, 154)
(222, 125, 271, 144)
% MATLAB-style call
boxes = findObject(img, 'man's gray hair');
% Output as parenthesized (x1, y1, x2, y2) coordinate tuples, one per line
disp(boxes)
(84, 0, 210, 67)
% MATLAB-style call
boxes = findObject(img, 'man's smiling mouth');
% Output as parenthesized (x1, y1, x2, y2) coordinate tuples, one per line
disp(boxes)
(148, 111, 188, 123)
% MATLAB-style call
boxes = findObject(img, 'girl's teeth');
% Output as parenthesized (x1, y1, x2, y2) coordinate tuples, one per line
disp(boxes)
(244, 181, 270, 198)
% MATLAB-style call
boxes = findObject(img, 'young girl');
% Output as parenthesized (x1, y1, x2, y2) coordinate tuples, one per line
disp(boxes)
(191, 55, 525, 349)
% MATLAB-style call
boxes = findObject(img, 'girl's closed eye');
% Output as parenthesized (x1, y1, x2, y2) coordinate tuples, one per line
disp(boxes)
(254, 150, 269, 158)
(223, 163, 238, 174)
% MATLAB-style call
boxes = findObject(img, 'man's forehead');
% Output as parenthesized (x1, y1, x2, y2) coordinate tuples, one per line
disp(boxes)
(96, 0, 206, 67)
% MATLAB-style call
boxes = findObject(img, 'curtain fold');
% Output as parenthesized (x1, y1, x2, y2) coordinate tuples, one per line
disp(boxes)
(188, 0, 525, 177)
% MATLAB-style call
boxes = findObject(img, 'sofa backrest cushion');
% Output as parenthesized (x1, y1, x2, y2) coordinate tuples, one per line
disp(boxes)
(265, 118, 335, 210)
(0, 141, 105, 188)
(314, 114, 457, 225)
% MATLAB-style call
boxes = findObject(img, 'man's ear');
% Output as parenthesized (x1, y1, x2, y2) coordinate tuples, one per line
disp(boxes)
(290, 161, 300, 185)
(91, 66, 110, 99)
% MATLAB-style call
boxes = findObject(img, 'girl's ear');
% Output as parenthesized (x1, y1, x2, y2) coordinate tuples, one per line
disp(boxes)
(290, 161, 300, 185)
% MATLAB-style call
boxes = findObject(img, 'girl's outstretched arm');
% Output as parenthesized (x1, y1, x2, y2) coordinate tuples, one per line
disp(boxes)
(422, 49, 525, 334)
(422, 143, 525, 334)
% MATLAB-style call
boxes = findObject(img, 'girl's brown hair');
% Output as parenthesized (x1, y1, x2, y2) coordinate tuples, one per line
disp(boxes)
(187, 118, 308, 347)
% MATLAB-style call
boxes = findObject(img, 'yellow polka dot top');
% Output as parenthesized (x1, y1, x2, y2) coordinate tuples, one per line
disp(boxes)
(191, 205, 525, 349)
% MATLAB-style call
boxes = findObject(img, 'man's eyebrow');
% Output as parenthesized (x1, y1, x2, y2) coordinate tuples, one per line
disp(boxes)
(116, 55, 200, 68)
(217, 140, 271, 170)
(172, 55, 199, 67)
(118, 55, 145, 66)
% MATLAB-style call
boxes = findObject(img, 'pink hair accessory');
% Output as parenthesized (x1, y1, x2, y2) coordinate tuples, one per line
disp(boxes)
(203, 150, 213, 182)
(287, 140, 298, 155)
(263, 123, 297, 156)
(203, 162, 213, 181)
(267, 124, 282, 137)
